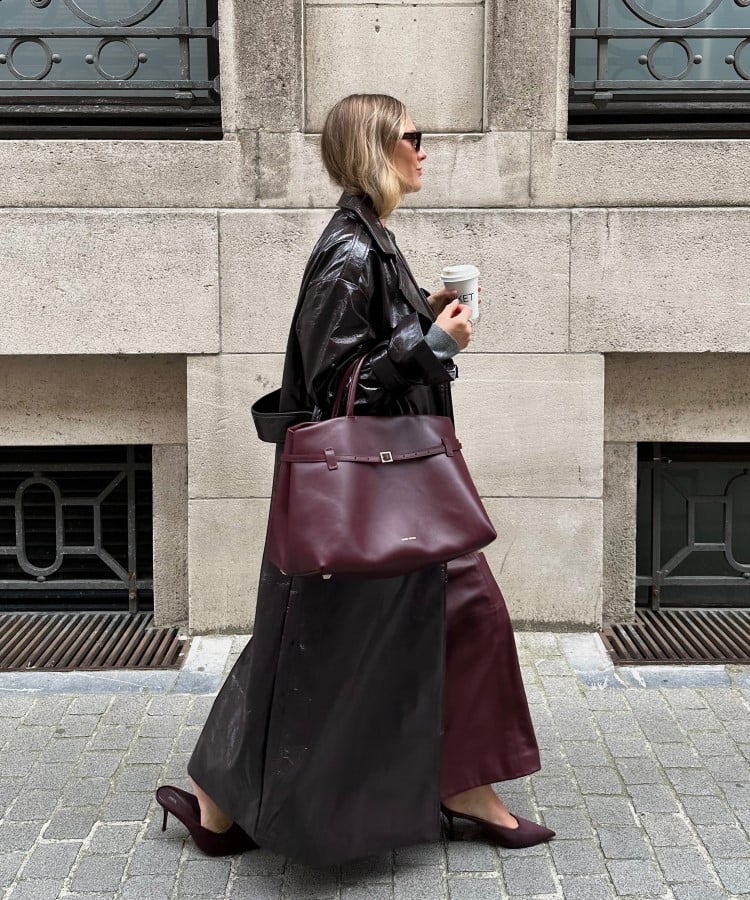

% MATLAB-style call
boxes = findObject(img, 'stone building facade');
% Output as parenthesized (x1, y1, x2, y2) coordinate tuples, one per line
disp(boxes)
(2, 0, 747, 632)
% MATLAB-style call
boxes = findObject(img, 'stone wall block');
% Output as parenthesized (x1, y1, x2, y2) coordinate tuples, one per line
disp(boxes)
(219, 0, 302, 131)
(187, 355, 282, 499)
(258, 133, 337, 208)
(571, 208, 750, 352)
(258, 132, 530, 209)
(531, 132, 750, 208)
(311, 0, 460, 4)
(553, 0, 573, 136)
(605, 353, 750, 443)
(0, 137, 257, 208)
(394, 210, 571, 353)
(0, 356, 186, 445)
(188, 498, 269, 632)
(483, 498, 603, 628)
(451, 354, 604, 497)
(259, 132, 531, 209)
(1, 211, 219, 355)
(222, 209, 570, 353)
(220, 210, 333, 352)
(188, 498, 603, 633)
(486, 0, 562, 131)
(152, 445, 189, 626)
(603, 442, 637, 624)
(305, 6, 484, 132)
(401, 133, 531, 209)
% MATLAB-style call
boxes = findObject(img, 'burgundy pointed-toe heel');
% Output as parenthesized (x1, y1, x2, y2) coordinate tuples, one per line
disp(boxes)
(440, 803, 555, 849)
(156, 785, 258, 857)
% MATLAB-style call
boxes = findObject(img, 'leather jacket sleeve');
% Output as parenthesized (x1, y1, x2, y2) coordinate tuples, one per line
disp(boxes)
(294, 233, 452, 417)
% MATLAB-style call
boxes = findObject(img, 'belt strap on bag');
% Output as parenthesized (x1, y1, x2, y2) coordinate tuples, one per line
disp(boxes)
(281, 436, 462, 465)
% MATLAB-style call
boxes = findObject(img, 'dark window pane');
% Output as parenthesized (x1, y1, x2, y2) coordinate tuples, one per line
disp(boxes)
(636, 443, 750, 608)
(0, 446, 153, 612)
(570, 0, 750, 138)
(0, 0, 220, 138)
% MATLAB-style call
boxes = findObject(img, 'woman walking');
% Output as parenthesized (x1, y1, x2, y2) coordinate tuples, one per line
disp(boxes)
(156, 94, 553, 866)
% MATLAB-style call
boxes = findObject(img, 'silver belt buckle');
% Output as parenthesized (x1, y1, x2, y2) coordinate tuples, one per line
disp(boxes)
(380, 451, 394, 463)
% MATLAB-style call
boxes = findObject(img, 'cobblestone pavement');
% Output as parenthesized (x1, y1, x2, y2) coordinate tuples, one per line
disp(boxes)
(1, 632, 750, 900)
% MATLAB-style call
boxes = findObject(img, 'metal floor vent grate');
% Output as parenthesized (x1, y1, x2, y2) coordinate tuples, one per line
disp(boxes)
(601, 608, 750, 665)
(0, 612, 187, 672)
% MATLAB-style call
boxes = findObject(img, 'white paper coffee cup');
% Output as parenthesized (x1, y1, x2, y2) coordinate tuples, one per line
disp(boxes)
(440, 264, 480, 322)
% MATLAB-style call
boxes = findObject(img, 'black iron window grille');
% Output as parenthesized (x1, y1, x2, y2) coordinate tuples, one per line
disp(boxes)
(0, 446, 153, 612)
(570, 0, 750, 138)
(637, 442, 750, 609)
(0, 0, 220, 138)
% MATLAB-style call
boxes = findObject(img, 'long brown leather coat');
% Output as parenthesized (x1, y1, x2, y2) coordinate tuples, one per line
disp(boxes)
(189, 193, 457, 866)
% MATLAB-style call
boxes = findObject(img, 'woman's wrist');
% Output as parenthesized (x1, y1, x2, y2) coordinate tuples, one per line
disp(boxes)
(425, 323, 461, 361)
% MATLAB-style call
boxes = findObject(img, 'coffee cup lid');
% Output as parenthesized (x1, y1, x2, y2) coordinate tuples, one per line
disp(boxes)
(440, 264, 480, 281)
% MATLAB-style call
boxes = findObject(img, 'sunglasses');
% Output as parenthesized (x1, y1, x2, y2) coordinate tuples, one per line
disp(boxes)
(401, 131, 423, 152)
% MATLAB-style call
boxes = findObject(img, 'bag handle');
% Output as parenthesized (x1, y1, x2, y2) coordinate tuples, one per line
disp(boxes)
(331, 353, 370, 418)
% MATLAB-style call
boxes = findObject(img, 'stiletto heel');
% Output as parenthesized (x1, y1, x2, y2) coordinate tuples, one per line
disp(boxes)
(440, 803, 554, 850)
(155, 785, 258, 857)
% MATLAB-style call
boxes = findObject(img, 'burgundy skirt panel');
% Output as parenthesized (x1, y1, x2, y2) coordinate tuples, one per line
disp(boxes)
(441, 552, 541, 798)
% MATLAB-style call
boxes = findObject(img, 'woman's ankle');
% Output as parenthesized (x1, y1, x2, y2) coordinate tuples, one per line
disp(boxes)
(443, 785, 517, 829)
(200, 815, 234, 835)
(189, 777, 233, 832)
(444, 784, 495, 813)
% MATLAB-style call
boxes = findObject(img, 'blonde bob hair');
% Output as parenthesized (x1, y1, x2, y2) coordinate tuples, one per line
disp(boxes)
(321, 94, 410, 220)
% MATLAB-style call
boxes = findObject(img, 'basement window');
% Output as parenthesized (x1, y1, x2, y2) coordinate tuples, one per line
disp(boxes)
(0, 445, 153, 612)
(636, 442, 750, 609)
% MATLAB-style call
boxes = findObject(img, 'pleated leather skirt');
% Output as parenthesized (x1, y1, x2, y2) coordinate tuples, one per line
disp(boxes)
(441, 552, 541, 798)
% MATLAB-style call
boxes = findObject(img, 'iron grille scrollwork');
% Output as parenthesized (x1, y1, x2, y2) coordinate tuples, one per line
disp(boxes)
(0, 446, 153, 612)
(636, 442, 750, 609)
(0, 0, 220, 138)
(571, 0, 750, 137)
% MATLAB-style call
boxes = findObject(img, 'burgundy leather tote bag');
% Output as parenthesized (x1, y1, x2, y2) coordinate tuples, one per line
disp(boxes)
(266, 355, 496, 578)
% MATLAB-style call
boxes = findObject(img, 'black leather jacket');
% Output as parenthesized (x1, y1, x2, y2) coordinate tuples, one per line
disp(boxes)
(279, 192, 456, 422)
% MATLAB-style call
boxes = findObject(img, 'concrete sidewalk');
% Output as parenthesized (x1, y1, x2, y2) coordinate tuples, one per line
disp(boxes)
(1, 632, 750, 900)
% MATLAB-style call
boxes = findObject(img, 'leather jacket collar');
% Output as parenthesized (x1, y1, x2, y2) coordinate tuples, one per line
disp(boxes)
(337, 193, 397, 257)
(337, 192, 434, 321)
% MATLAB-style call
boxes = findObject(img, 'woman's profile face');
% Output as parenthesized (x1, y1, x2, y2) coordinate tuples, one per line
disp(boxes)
(393, 113, 427, 194)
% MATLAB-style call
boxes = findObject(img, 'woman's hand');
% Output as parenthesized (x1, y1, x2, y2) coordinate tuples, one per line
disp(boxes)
(436, 299, 472, 350)
(428, 285, 483, 316)
(426, 286, 458, 314)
